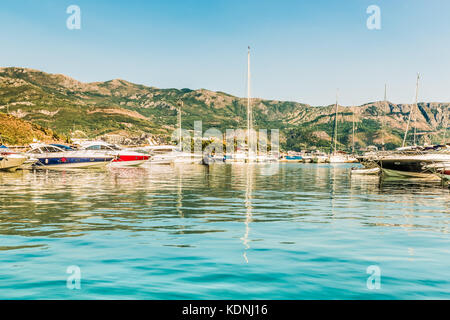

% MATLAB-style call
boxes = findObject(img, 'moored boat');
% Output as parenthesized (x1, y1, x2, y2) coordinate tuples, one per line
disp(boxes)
(27, 144, 114, 169)
(424, 162, 450, 182)
(80, 141, 150, 167)
(0, 153, 28, 171)
(351, 167, 380, 175)
(280, 155, 303, 163)
(328, 152, 358, 163)
(148, 148, 203, 164)
(375, 146, 450, 180)
(311, 152, 328, 163)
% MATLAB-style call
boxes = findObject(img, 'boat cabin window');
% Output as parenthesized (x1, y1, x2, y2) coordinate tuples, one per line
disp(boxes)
(86, 145, 114, 151)
(85, 145, 100, 150)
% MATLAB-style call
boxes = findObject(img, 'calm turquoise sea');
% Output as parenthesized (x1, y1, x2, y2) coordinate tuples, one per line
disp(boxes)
(0, 163, 449, 299)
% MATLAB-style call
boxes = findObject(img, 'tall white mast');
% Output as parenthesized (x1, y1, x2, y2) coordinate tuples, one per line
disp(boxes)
(352, 106, 355, 153)
(402, 73, 420, 147)
(442, 106, 448, 145)
(333, 89, 339, 154)
(413, 74, 419, 146)
(247, 46, 253, 160)
(382, 84, 387, 150)
(178, 100, 182, 148)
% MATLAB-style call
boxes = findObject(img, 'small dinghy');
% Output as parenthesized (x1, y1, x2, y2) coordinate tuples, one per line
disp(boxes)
(351, 167, 380, 175)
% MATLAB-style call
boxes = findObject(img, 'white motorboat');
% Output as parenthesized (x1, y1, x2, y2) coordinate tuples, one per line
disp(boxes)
(0, 153, 28, 171)
(328, 153, 358, 163)
(80, 141, 150, 167)
(148, 147, 203, 165)
(328, 154, 347, 163)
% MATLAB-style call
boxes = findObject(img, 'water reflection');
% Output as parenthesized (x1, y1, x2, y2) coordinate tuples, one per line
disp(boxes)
(242, 164, 253, 263)
(0, 164, 449, 242)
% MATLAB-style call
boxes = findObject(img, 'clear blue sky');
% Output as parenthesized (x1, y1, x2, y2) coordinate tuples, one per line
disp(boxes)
(1, 0, 450, 106)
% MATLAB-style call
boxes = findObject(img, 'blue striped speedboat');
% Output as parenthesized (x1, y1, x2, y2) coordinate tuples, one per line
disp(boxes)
(27, 144, 115, 169)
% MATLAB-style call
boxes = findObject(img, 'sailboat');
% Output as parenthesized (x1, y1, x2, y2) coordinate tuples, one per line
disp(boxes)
(224, 47, 277, 164)
(328, 91, 358, 163)
(381, 84, 387, 150)
(377, 74, 450, 180)
(402, 74, 420, 148)
(150, 100, 202, 165)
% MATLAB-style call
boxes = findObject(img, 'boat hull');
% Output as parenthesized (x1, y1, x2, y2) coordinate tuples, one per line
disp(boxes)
(32, 157, 112, 169)
(0, 154, 27, 171)
(280, 156, 302, 163)
(111, 154, 150, 166)
(381, 168, 441, 180)
(110, 159, 148, 167)
(312, 156, 328, 163)
(329, 155, 358, 163)
(351, 167, 380, 175)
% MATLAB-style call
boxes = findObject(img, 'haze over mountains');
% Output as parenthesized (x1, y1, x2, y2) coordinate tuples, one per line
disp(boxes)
(0, 67, 448, 150)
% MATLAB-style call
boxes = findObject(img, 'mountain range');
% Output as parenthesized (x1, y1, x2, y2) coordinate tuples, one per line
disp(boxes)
(0, 67, 448, 150)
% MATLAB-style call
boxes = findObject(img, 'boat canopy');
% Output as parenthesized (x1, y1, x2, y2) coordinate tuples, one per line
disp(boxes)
(28, 144, 65, 154)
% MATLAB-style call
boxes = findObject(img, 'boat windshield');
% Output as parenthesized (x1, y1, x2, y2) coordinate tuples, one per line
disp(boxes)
(29, 146, 63, 154)
(86, 145, 115, 151)
(42, 146, 63, 153)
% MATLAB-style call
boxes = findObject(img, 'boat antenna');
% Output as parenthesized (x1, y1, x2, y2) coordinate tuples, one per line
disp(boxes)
(177, 100, 183, 149)
(333, 89, 339, 154)
(382, 83, 387, 150)
(442, 105, 448, 145)
(352, 105, 355, 153)
(413, 73, 420, 146)
(402, 73, 420, 147)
